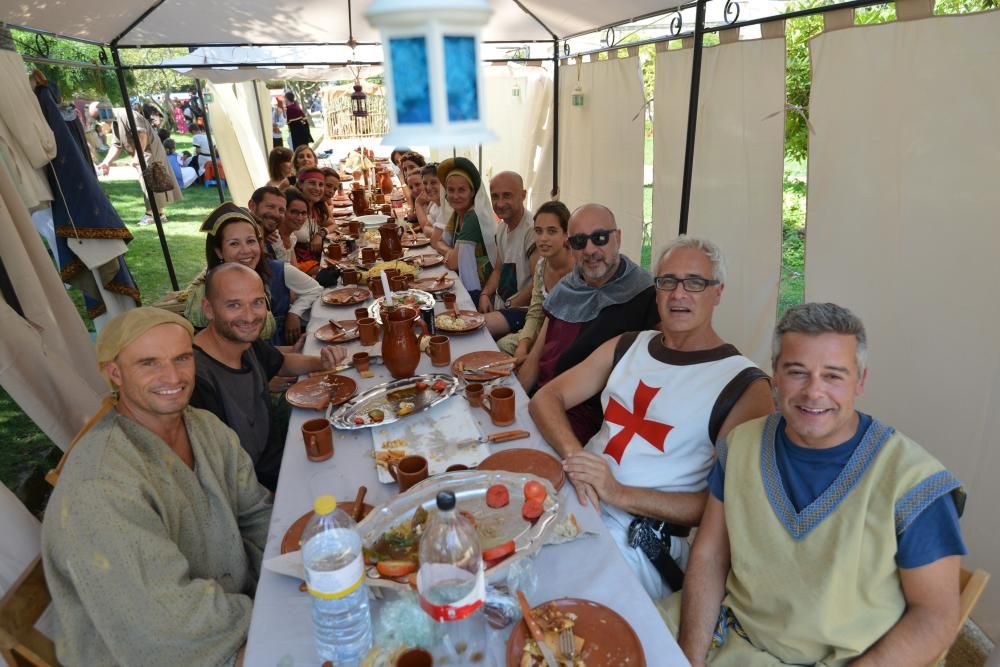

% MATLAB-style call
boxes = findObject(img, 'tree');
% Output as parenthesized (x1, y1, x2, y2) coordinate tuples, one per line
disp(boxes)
(119, 49, 195, 131)
(11, 30, 127, 105)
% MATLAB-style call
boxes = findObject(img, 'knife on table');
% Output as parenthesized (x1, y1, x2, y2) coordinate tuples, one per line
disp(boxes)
(454, 429, 531, 448)
(516, 591, 559, 667)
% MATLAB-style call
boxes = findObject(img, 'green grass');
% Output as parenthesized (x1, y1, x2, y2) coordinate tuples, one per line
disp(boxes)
(2, 143, 230, 505)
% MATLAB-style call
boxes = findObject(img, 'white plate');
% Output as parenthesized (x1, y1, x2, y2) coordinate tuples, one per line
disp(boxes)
(357, 214, 389, 228)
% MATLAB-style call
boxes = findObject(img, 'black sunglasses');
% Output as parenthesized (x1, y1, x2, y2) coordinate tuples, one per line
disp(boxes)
(567, 229, 616, 250)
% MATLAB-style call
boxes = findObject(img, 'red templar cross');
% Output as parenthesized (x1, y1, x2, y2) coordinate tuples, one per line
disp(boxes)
(603, 381, 673, 464)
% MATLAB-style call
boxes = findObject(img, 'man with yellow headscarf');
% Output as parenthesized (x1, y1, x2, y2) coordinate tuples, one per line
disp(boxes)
(41, 307, 272, 667)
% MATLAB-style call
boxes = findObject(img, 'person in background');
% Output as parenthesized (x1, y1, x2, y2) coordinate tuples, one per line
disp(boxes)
(42, 307, 272, 667)
(282, 187, 321, 276)
(292, 144, 318, 172)
(672, 302, 966, 667)
(502, 201, 575, 362)
(267, 146, 294, 190)
(284, 91, 313, 149)
(405, 170, 426, 229)
(83, 101, 108, 163)
(531, 236, 772, 599)
(295, 168, 329, 272)
(321, 167, 342, 210)
(398, 151, 425, 179)
(439, 157, 497, 305)
(421, 163, 451, 253)
(271, 97, 286, 148)
(163, 138, 197, 189)
(389, 146, 410, 181)
(189, 123, 211, 176)
(479, 171, 538, 343)
(518, 203, 659, 443)
(191, 263, 345, 490)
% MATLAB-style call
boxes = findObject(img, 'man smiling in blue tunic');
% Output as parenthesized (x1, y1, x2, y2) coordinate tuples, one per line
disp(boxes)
(669, 302, 967, 667)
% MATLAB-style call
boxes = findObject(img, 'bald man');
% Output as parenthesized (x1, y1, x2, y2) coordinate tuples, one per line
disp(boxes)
(480, 171, 538, 342)
(42, 307, 271, 667)
(519, 203, 659, 443)
(190, 263, 345, 490)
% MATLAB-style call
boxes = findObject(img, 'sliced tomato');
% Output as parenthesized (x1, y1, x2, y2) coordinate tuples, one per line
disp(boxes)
(524, 480, 547, 502)
(522, 499, 544, 522)
(486, 484, 510, 508)
(353, 416, 365, 425)
(482, 540, 515, 562)
(432, 379, 449, 392)
(375, 560, 418, 578)
(414, 381, 429, 391)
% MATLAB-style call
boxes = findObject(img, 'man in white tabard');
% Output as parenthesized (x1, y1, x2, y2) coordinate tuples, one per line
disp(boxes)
(530, 236, 774, 599)
(479, 171, 538, 342)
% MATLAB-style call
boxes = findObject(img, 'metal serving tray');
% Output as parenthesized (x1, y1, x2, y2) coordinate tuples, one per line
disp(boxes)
(327, 373, 459, 430)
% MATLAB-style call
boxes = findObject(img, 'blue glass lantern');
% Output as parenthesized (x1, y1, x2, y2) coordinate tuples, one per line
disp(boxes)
(366, 0, 497, 147)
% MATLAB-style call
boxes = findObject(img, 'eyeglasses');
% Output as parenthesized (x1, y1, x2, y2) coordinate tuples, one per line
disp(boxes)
(654, 275, 721, 292)
(567, 229, 616, 250)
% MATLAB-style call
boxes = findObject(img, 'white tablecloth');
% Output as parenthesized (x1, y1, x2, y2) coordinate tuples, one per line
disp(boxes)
(244, 254, 689, 666)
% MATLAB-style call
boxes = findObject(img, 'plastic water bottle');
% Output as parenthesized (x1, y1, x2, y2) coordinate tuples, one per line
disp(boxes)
(301, 495, 373, 665)
(417, 491, 488, 664)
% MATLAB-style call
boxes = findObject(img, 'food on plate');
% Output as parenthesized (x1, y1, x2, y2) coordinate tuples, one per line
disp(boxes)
(375, 560, 418, 578)
(436, 314, 469, 330)
(431, 379, 449, 393)
(374, 449, 407, 467)
(482, 540, 515, 563)
(522, 499, 544, 522)
(381, 438, 409, 450)
(524, 480, 547, 503)
(486, 484, 510, 508)
(368, 408, 385, 423)
(520, 603, 586, 667)
(396, 401, 416, 417)
(414, 381, 429, 391)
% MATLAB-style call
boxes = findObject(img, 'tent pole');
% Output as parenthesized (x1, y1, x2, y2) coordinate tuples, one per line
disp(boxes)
(195, 78, 227, 204)
(677, 0, 707, 236)
(551, 40, 560, 199)
(252, 83, 271, 156)
(110, 45, 179, 292)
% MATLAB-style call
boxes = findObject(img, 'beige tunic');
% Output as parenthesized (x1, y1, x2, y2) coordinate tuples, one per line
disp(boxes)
(109, 108, 182, 210)
(41, 407, 273, 667)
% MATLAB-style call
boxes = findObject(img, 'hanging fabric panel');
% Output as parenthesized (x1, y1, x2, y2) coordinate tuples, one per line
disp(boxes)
(558, 54, 646, 262)
(652, 36, 786, 368)
(205, 82, 270, 204)
(804, 9, 1000, 636)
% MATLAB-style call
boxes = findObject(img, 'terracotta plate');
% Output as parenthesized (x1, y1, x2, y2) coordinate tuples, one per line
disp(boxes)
(285, 374, 358, 410)
(410, 276, 455, 293)
(506, 598, 646, 667)
(452, 350, 515, 382)
(401, 235, 431, 248)
(281, 504, 375, 554)
(314, 319, 359, 343)
(435, 310, 486, 334)
(409, 252, 445, 268)
(322, 286, 371, 306)
(476, 448, 565, 491)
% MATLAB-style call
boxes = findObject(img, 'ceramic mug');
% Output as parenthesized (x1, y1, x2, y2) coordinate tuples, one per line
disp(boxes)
(384, 268, 401, 279)
(352, 351, 370, 372)
(325, 243, 343, 261)
(368, 277, 385, 298)
(348, 220, 362, 236)
(482, 386, 516, 427)
(301, 418, 333, 462)
(442, 292, 457, 312)
(428, 335, 451, 367)
(465, 383, 485, 408)
(361, 247, 377, 263)
(354, 307, 369, 320)
(341, 268, 359, 286)
(388, 455, 429, 492)
(396, 648, 433, 667)
(357, 317, 380, 346)
(389, 275, 408, 292)
(445, 464, 470, 473)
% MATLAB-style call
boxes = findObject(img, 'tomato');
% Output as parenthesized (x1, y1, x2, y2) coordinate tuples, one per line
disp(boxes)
(353, 417, 365, 425)
(375, 560, 418, 578)
(523, 480, 547, 502)
(486, 484, 510, 508)
(522, 499, 544, 522)
(415, 381, 429, 391)
(482, 540, 515, 562)
(432, 379, 449, 392)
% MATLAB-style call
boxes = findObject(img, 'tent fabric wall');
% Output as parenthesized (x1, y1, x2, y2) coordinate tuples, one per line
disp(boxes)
(0, 160, 105, 450)
(429, 65, 554, 212)
(557, 55, 646, 263)
(804, 9, 1000, 636)
(651, 38, 786, 369)
(205, 82, 271, 206)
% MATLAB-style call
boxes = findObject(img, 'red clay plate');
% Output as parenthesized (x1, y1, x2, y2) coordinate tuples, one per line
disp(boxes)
(285, 374, 357, 410)
(314, 320, 360, 343)
(322, 286, 371, 306)
(476, 448, 565, 491)
(281, 504, 375, 554)
(410, 276, 456, 293)
(452, 350, 514, 382)
(401, 235, 431, 248)
(410, 252, 445, 268)
(435, 310, 486, 334)
(506, 598, 646, 667)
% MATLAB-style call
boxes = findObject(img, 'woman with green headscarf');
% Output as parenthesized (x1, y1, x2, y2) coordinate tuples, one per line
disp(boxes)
(439, 157, 497, 304)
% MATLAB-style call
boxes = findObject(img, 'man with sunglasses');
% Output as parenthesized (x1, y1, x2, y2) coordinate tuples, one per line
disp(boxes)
(519, 203, 659, 444)
(530, 236, 773, 600)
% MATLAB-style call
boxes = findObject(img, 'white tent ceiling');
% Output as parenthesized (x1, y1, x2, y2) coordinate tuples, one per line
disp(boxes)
(4, 0, 684, 46)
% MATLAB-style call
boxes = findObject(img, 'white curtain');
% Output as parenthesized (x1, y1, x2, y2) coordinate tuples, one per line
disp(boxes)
(805, 9, 1000, 636)
(557, 53, 646, 262)
(652, 35, 786, 369)
(428, 64, 555, 211)
(0, 159, 105, 450)
(205, 81, 271, 205)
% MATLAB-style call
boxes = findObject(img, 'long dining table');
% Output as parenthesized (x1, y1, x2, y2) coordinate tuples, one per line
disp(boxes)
(244, 245, 689, 666)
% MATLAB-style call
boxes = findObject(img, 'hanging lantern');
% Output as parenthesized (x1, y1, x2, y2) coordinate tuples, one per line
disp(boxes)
(351, 80, 369, 118)
(511, 80, 522, 99)
(571, 82, 585, 107)
(366, 0, 497, 147)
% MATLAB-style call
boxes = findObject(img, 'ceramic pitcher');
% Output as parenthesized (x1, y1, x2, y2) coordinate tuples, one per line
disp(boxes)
(378, 222, 404, 261)
(381, 307, 428, 379)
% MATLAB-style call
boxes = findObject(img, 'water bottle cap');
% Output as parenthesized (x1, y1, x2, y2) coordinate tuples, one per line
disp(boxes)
(314, 495, 337, 515)
(436, 490, 456, 511)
